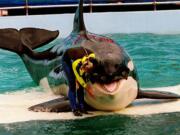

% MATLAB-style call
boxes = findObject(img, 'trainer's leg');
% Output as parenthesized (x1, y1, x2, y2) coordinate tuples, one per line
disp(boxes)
(62, 59, 77, 111)
(77, 86, 89, 114)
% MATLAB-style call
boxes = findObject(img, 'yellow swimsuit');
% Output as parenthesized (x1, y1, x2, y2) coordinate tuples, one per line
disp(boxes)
(72, 53, 95, 88)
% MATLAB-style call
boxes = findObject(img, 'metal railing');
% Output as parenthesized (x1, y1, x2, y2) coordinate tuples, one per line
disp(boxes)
(0, 1, 180, 16)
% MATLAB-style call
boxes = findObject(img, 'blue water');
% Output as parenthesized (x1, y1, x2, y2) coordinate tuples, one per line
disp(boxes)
(0, 33, 179, 134)
(1, 113, 180, 135)
(110, 33, 180, 87)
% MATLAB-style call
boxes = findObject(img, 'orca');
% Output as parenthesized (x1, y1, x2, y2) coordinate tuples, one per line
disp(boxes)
(0, 0, 179, 113)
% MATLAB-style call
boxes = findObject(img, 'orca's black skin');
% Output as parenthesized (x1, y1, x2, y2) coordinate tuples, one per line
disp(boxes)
(0, 0, 179, 113)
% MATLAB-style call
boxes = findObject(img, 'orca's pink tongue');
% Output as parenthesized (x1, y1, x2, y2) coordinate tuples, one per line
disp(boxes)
(103, 82, 117, 92)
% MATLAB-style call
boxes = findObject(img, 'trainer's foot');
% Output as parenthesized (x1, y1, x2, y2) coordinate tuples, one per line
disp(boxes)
(73, 109, 83, 116)
(80, 108, 89, 114)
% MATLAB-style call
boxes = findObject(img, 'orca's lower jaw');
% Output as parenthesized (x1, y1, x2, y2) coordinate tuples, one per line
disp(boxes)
(84, 76, 138, 111)
(92, 80, 122, 95)
(89, 77, 136, 95)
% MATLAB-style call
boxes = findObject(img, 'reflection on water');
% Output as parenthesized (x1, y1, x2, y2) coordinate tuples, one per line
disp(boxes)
(1, 113, 180, 135)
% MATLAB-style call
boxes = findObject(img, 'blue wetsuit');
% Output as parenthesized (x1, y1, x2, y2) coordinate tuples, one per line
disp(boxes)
(62, 53, 85, 112)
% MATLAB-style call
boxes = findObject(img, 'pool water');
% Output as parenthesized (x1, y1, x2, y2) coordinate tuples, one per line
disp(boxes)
(1, 113, 180, 135)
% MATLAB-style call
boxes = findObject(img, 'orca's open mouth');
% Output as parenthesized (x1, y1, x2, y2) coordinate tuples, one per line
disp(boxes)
(102, 81, 119, 93)
(91, 79, 123, 94)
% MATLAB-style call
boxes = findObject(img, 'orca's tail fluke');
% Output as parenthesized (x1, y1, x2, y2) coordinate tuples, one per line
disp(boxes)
(72, 0, 86, 33)
(20, 28, 59, 50)
(0, 28, 59, 57)
(137, 90, 180, 99)
(0, 28, 21, 54)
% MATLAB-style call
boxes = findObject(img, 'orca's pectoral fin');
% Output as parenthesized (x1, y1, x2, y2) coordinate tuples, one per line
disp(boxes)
(0, 28, 22, 53)
(28, 97, 71, 112)
(137, 90, 180, 99)
(20, 28, 59, 49)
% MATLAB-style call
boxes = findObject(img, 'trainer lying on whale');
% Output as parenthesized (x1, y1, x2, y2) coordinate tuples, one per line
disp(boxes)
(0, 0, 179, 116)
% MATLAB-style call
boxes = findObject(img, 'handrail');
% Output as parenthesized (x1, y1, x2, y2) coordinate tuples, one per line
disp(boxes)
(0, 1, 180, 16)
(0, 1, 179, 10)
(0, 1, 180, 10)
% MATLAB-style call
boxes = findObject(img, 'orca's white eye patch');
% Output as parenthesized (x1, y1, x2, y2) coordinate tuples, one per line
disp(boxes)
(127, 61, 134, 71)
